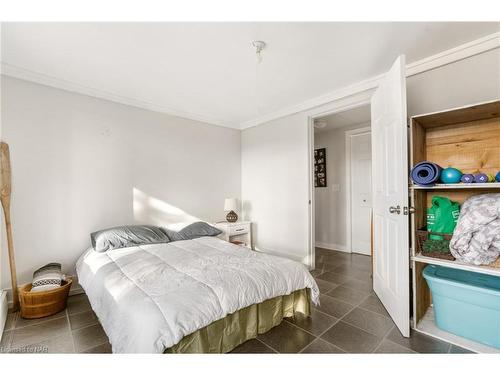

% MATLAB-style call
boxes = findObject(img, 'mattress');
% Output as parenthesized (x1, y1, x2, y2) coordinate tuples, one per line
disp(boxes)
(76, 236, 319, 353)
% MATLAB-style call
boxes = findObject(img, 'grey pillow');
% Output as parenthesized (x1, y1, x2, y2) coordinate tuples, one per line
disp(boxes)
(91, 225, 170, 252)
(162, 228, 189, 242)
(163, 222, 222, 241)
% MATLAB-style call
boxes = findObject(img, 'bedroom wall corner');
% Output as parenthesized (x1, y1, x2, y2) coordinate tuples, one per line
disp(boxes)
(0, 76, 242, 290)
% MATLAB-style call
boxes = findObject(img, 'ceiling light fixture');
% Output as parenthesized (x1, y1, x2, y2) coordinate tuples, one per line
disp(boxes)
(314, 120, 327, 129)
(252, 40, 267, 120)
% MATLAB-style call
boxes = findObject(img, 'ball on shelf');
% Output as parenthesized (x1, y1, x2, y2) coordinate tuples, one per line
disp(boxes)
(440, 167, 462, 184)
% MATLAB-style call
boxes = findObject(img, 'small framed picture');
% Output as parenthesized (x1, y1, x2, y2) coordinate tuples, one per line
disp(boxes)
(314, 148, 327, 187)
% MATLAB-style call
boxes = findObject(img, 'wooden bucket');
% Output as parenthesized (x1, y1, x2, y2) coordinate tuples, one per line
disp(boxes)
(18, 279, 72, 319)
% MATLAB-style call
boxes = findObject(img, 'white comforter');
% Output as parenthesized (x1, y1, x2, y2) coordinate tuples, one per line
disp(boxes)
(76, 236, 319, 353)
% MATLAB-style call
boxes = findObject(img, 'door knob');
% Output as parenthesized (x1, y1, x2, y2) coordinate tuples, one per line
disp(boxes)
(403, 206, 415, 215)
(389, 205, 401, 214)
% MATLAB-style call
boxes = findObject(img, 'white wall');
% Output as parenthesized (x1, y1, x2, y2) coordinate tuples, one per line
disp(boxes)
(242, 48, 500, 264)
(241, 112, 311, 263)
(0, 77, 241, 289)
(314, 123, 369, 251)
(407, 48, 500, 116)
(0, 23, 7, 330)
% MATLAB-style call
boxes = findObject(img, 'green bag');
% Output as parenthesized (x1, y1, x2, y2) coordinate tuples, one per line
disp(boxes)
(427, 196, 460, 240)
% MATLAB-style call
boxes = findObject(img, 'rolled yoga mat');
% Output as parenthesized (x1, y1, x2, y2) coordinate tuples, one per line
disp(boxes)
(474, 173, 495, 183)
(461, 174, 475, 183)
(410, 161, 443, 186)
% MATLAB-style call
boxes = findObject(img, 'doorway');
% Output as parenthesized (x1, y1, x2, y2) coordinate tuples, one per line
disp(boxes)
(308, 56, 411, 338)
(312, 104, 372, 257)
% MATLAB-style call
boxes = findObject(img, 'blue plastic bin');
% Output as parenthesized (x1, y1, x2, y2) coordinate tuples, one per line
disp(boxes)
(423, 265, 500, 349)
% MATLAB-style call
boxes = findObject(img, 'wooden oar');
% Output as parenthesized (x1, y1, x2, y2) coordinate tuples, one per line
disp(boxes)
(1, 142, 19, 311)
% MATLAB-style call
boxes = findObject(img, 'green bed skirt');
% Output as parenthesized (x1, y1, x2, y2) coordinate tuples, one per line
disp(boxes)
(165, 288, 311, 353)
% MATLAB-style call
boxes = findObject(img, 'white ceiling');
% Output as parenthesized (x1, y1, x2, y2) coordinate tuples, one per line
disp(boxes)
(1, 22, 499, 128)
(315, 105, 371, 133)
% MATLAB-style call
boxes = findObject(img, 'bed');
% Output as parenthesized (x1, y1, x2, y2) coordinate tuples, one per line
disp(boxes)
(76, 235, 319, 353)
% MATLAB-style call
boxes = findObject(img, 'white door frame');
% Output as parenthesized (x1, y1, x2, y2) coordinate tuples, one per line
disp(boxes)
(306, 90, 375, 270)
(345, 126, 371, 255)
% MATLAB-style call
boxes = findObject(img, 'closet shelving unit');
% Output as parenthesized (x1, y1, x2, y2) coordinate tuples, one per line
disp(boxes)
(409, 100, 500, 353)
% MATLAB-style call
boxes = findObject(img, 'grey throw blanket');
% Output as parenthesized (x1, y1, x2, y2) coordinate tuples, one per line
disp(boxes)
(449, 194, 500, 265)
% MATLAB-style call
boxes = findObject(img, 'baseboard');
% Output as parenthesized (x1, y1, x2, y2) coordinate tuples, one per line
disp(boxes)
(3, 274, 84, 309)
(0, 290, 7, 342)
(315, 242, 350, 253)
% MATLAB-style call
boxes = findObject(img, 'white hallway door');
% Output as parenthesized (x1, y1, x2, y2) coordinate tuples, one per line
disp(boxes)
(371, 55, 410, 337)
(349, 131, 372, 256)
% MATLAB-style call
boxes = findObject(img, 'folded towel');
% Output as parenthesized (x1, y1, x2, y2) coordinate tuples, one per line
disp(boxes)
(31, 263, 63, 292)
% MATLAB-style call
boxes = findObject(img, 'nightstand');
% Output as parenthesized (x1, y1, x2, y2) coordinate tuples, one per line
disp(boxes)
(214, 221, 253, 249)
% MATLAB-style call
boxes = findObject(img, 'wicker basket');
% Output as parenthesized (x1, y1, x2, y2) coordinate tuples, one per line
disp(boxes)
(415, 228, 455, 261)
(18, 279, 72, 319)
(490, 257, 500, 268)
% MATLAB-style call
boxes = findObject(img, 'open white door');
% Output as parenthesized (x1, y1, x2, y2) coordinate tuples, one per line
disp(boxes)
(371, 55, 410, 337)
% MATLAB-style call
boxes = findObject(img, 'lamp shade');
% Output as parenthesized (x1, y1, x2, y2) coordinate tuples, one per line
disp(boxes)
(224, 198, 238, 212)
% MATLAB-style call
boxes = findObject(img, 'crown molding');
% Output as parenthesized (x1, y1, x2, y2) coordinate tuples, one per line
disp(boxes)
(405, 31, 500, 76)
(240, 74, 382, 129)
(1, 31, 499, 131)
(240, 31, 500, 130)
(0, 62, 238, 130)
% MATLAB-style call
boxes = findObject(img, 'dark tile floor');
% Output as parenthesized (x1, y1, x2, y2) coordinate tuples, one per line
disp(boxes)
(230, 248, 473, 354)
(0, 248, 473, 354)
(1, 294, 111, 353)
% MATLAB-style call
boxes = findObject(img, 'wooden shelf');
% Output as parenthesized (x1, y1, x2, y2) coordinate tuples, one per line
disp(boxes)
(415, 307, 500, 353)
(410, 101, 500, 351)
(412, 253, 500, 277)
(410, 182, 500, 190)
